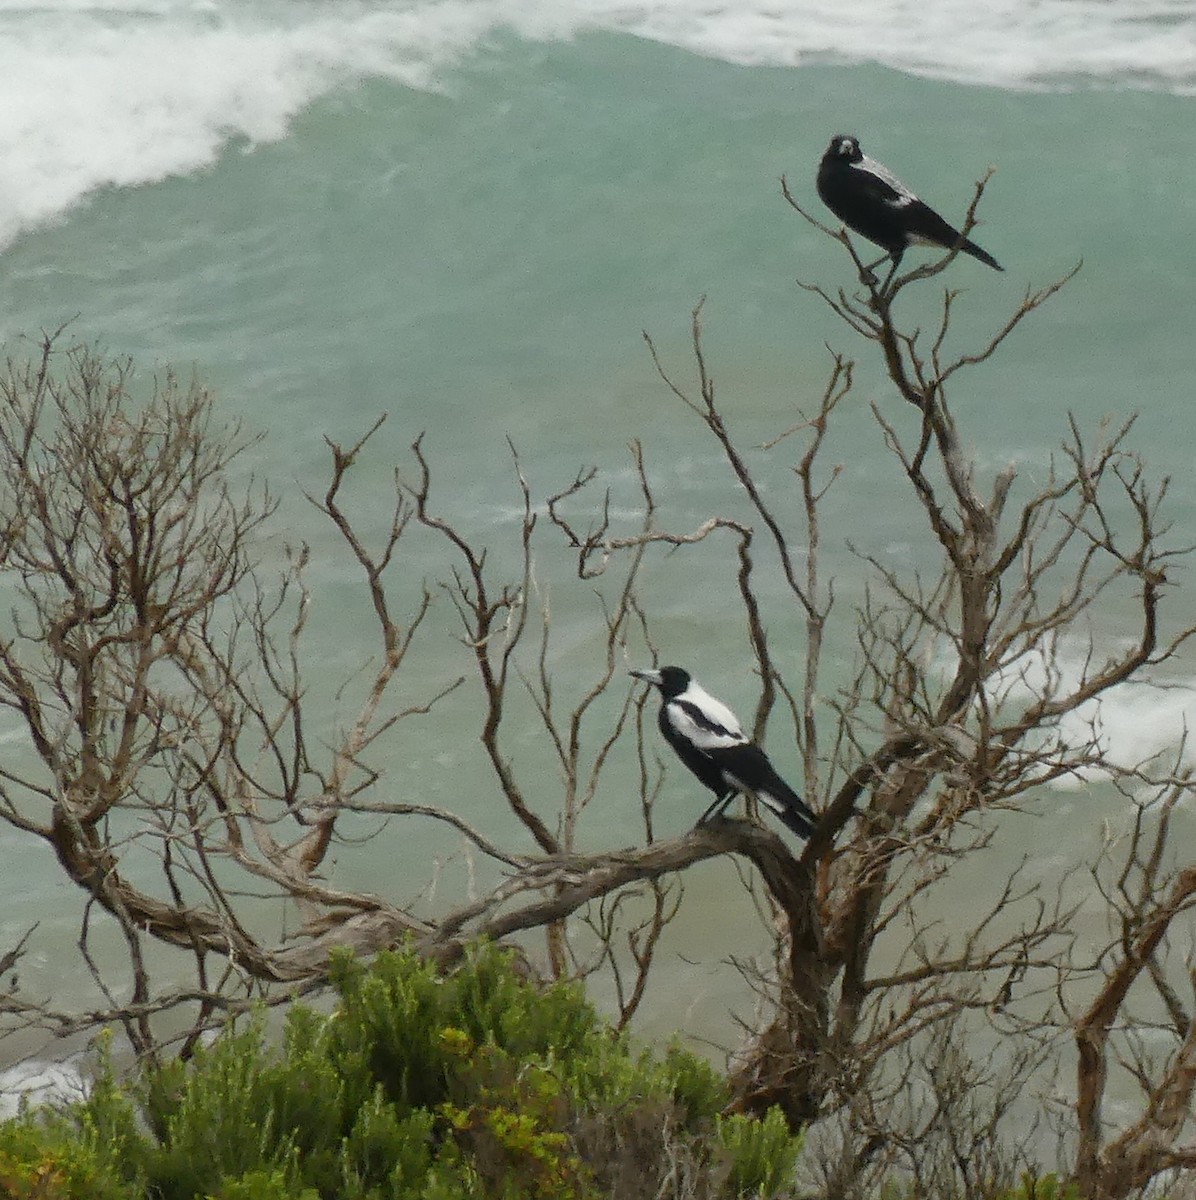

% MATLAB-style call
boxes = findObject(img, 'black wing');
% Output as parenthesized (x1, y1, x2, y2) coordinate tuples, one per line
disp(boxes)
(852, 166, 914, 209)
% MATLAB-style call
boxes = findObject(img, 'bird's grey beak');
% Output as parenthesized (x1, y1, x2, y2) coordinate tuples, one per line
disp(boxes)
(629, 668, 663, 686)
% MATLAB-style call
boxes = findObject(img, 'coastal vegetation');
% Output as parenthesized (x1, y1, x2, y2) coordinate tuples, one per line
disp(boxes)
(0, 943, 803, 1200)
(0, 182, 1194, 1197)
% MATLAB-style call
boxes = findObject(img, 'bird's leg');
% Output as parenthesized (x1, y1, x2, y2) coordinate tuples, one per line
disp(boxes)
(695, 796, 722, 825)
(857, 249, 892, 288)
(860, 251, 903, 308)
(879, 254, 902, 295)
(696, 791, 737, 826)
(713, 792, 738, 819)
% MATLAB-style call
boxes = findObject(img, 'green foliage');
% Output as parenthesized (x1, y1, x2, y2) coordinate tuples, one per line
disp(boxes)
(143, 1021, 304, 1197)
(661, 1041, 732, 1119)
(323, 943, 601, 1116)
(0, 1109, 132, 1200)
(208, 1168, 320, 1200)
(0, 942, 804, 1199)
(72, 1037, 151, 1196)
(0, 1148, 71, 1200)
(875, 1171, 1083, 1200)
(996, 1174, 1081, 1200)
(716, 1108, 803, 1198)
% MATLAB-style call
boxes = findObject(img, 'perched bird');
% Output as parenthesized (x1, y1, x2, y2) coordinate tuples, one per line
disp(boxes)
(816, 133, 1002, 284)
(630, 665, 815, 839)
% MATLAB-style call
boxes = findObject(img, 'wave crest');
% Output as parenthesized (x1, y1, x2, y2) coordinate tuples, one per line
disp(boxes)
(1, 0, 1193, 246)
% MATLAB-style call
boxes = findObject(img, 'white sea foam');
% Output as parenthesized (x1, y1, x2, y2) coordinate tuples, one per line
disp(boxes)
(595, 0, 1196, 87)
(448, 0, 1196, 88)
(985, 644, 1196, 788)
(1, 0, 1193, 248)
(0, 1060, 86, 1118)
(0, 1, 466, 247)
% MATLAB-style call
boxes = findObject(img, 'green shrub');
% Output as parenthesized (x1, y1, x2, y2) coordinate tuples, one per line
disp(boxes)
(716, 1108, 803, 1198)
(0, 1108, 133, 1200)
(996, 1175, 1081, 1200)
(208, 1168, 320, 1200)
(875, 1171, 1083, 1200)
(4, 941, 804, 1199)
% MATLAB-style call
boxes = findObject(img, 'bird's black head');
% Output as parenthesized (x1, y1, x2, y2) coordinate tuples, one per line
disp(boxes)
(824, 134, 862, 163)
(629, 665, 692, 698)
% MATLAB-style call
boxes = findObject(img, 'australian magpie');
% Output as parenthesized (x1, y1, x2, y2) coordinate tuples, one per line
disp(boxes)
(816, 134, 1002, 284)
(630, 665, 816, 840)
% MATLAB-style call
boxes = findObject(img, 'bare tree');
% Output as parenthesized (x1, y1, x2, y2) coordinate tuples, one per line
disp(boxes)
(0, 173, 1194, 1199)
(0, 345, 438, 1059)
(1069, 778, 1196, 1199)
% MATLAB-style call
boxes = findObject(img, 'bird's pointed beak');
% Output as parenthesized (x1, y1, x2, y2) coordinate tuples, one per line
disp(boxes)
(629, 668, 663, 686)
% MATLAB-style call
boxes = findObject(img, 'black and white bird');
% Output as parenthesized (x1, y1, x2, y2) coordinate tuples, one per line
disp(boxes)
(816, 134, 1002, 284)
(630, 665, 816, 840)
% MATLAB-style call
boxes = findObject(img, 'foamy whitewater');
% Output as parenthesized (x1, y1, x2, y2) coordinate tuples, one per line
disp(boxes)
(2, 0, 1196, 1079)
(4, 0, 1196, 247)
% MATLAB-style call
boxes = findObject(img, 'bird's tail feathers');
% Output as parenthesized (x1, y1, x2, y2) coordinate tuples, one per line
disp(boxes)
(756, 783, 816, 841)
(962, 238, 1002, 271)
(907, 203, 1002, 272)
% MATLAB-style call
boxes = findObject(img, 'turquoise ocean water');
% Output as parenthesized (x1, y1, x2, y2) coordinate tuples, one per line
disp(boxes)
(2, 0, 1196, 1094)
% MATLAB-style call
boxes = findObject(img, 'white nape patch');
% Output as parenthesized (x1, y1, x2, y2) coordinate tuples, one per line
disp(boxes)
(859, 153, 917, 206)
